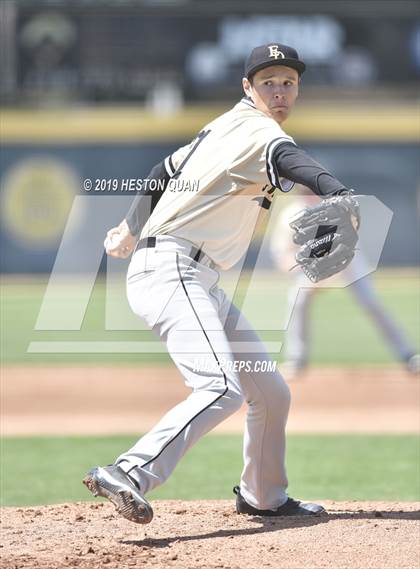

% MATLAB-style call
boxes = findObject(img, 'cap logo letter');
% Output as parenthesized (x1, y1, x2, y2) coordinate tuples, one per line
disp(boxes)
(268, 45, 284, 59)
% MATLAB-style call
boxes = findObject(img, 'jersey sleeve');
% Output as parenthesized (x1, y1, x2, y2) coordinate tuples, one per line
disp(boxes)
(164, 141, 193, 176)
(265, 136, 296, 191)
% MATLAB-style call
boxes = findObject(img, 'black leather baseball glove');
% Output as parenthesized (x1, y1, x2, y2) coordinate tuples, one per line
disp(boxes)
(289, 193, 360, 283)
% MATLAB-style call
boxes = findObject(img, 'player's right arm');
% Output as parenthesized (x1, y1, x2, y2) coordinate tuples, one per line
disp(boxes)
(105, 142, 192, 258)
(124, 160, 171, 236)
(104, 159, 170, 258)
(124, 141, 192, 235)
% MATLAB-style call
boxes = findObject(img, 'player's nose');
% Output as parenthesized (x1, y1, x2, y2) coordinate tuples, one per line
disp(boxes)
(273, 86, 287, 97)
(274, 91, 286, 100)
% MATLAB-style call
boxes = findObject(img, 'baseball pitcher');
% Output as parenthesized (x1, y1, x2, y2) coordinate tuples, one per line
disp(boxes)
(84, 43, 360, 523)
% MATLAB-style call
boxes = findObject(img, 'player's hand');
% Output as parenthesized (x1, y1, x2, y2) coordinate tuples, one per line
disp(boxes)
(104, 219, 136, 259)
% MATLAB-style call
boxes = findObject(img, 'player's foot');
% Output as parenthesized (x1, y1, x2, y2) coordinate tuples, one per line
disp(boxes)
(233, 486, 325, 516)
(406, 354, 420, 375)
(83, 465, 153, 524)
(279, 359, 307, 382)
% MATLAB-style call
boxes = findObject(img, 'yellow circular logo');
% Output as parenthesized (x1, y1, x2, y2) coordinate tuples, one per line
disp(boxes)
(1, 157, 79, 248)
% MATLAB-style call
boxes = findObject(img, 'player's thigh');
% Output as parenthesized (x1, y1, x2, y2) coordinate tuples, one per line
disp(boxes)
(220, 297, 290, 408)
(149, 257, 243, 393)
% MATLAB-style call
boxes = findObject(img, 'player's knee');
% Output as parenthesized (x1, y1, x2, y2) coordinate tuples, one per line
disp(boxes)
(280, 380, 291, 410)
(222, 388, 244, 414)
(266, 375, 291, 413)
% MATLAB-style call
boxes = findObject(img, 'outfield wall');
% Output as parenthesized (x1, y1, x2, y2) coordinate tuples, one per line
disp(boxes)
(0, 105, 418, 272)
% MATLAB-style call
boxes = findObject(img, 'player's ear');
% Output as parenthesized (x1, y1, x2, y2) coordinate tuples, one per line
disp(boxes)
(242, 77, 252, 98)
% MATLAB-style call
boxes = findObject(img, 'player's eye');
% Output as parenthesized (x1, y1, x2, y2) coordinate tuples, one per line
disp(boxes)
(264, 80, 273, 86)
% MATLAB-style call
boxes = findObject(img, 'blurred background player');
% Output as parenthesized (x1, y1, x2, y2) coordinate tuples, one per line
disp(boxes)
(270, 190, 420, 380)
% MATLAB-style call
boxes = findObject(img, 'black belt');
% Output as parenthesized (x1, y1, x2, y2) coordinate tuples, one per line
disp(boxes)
(135, 236, 157, 251)
(135, 237, 206, 264)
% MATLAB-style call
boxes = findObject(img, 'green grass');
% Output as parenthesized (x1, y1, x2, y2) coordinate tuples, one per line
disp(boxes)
(1, 434, 419, 506)
(1, 269, 418, 365)
(0, 275, 170, 365)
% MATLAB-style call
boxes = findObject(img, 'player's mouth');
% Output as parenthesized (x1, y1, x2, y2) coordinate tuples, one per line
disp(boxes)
(270, 104, 288, 111)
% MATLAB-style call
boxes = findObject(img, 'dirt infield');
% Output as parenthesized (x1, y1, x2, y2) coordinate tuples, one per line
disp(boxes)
(2, 365, 419, 568)
(2, 500, 419, 569)
(2, 365, 419, 435)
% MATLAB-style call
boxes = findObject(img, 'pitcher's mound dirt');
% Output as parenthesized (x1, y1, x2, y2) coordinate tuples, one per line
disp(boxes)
(2, 500, 419, 569)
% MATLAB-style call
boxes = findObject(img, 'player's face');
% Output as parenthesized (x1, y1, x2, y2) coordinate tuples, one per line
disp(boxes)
(242, 66, 299, 124)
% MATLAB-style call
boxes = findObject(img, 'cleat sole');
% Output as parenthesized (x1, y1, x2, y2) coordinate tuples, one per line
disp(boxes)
(82, 467, 153, 524)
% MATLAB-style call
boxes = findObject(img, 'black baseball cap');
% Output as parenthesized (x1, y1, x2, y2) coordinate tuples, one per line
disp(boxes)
(245, 43, 306, 79)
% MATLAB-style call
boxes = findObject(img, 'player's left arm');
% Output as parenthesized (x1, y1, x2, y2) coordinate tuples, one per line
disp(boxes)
(267, 140, 349, 197)
(267, 141, 360, 282)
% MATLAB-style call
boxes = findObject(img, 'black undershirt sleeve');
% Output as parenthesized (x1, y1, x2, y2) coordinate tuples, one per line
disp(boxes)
(270, 141, 349, 197)
(125, 160, 170, 236)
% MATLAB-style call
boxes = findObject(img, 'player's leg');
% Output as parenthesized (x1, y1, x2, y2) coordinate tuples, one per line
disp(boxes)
(219, 295, 324, 515)
(282, 274, 316, 378)
(219, 292, 291, 510)
(115, 249, 243, 494)
(350, 275, 417, 368)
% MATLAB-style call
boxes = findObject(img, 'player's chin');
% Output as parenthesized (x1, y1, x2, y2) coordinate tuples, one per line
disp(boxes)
(270, 107, 289, 122)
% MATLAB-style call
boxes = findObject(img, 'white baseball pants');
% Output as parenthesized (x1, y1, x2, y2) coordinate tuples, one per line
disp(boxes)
(117, 236, 291, 510)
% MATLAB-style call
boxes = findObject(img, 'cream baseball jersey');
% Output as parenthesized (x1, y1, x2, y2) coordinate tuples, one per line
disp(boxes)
(139, 97, 295, 269)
